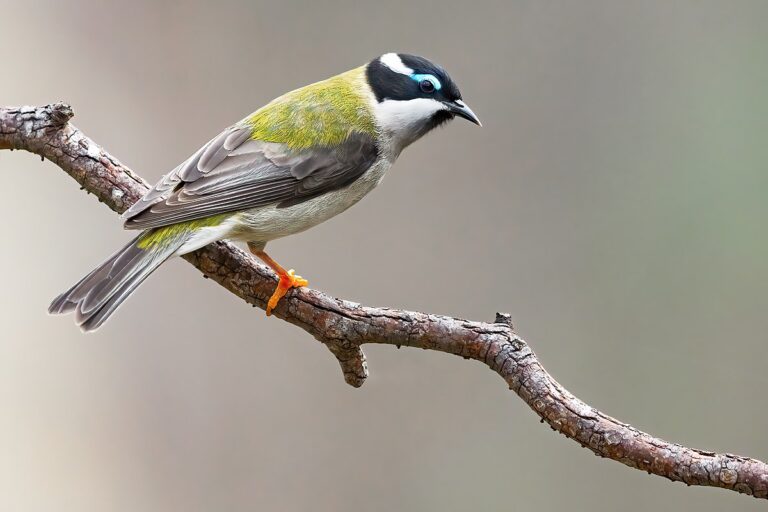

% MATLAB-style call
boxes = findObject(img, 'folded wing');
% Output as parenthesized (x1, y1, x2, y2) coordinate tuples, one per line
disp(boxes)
(122, 126, 378, 230)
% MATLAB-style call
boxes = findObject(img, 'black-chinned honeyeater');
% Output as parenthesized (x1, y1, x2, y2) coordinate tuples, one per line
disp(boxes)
(49, 53, 481, 330)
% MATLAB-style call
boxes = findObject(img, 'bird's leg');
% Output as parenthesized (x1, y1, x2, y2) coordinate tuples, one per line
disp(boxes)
(248, 244, 308, 316)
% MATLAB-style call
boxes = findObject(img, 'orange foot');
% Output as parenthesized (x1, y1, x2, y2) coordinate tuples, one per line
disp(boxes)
(249, 246, 309, 316)
(266, 269, 308, 316)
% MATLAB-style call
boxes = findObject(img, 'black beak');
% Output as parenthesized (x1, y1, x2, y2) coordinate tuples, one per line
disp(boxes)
(444, 100, 482, 126)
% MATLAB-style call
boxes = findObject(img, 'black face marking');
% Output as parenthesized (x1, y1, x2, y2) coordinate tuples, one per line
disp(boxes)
(366, 53, 463, 104)
(424, 110, 455, 132)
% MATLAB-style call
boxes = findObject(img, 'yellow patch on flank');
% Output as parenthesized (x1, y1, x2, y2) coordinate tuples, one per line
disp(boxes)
(137, 214, 231, 249)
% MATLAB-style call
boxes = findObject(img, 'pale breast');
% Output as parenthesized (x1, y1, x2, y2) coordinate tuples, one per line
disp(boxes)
(230, 158, 391, 244)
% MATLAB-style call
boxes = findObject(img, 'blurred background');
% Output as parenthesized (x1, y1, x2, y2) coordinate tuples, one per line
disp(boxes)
(2, 1, 767, 510)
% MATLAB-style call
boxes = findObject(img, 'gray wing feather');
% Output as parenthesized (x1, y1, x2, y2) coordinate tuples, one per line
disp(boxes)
(123, 126, 378, 230)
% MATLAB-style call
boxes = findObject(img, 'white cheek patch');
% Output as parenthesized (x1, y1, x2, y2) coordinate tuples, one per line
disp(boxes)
(374, 98, 445, 133)
(380, 53, 413, 76)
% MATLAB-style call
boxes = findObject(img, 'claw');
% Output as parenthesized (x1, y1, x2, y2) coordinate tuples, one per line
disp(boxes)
(249, 248, 309, 316)
(288, 269, 309, 287)
(265, 269, 309, 316)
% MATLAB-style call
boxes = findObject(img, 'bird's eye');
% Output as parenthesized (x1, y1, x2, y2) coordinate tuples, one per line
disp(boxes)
(411, 74, 442, 93)
(419, 79, 436, 94)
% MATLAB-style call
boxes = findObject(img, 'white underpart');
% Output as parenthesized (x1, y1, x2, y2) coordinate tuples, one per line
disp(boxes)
(380, 53, 413, 75)
(174, 159, 392, 256)
(230, 158, 392, 249)
(374, 98, 446, 157)
(176, 216, 240, 255)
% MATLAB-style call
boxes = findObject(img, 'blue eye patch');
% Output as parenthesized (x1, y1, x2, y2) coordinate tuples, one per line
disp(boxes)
(410, 73, 442, 91)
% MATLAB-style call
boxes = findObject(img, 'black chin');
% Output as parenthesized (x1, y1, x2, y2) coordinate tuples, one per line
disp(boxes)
(424, 110, 454, 133)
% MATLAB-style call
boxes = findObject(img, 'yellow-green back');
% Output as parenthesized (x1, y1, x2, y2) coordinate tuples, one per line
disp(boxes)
(245, 66, 376, 150)
(138, 67, 377, 248)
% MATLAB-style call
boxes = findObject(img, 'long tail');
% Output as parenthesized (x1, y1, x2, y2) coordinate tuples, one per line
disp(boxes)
(49, 228, 187, 332)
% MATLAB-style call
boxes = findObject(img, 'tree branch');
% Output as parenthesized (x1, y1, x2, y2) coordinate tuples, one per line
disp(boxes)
(2, 103, 766, 500)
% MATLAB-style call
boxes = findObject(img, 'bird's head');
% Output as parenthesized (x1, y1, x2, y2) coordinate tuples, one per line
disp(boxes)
(365, 53, 480, 154)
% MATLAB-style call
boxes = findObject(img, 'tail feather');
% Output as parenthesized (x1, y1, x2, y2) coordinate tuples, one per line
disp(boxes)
(78, 240, 159, 316)
(49, 231, 185, 331)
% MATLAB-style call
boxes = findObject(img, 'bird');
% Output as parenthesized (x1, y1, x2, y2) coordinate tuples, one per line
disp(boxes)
(49, 52, 481, 331)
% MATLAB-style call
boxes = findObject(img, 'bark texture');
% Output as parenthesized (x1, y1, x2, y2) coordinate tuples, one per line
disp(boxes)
(2, 103, 766, 500)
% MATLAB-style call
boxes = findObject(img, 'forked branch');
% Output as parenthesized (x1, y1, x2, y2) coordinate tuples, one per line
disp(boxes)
(2, 103, 766, 499)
